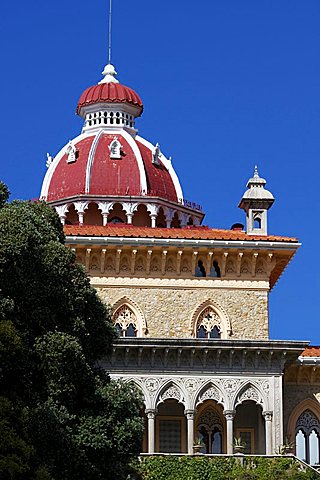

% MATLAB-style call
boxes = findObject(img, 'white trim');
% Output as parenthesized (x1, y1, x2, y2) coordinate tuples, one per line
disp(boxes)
(65, 235, 300, 250)
(136, 135, 184, 201)
(121, 129, 148, 193)
(85, 129, 104, 193)
(40, 132, 89, 200)
(298, 356, 320, 365)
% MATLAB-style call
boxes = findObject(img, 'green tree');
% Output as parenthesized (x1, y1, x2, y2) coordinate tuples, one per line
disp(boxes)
(0, 191, 143, 479)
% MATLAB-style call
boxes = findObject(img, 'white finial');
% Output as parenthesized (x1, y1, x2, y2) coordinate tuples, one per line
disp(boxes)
(254, 165, 259, 177)
(99, 63, 119, 83)
(46, 153, 54, 168)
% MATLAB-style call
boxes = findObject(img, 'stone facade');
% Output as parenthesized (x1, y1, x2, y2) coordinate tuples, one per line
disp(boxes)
(94, 280, 269, 339)
(284, 384, 320, 433)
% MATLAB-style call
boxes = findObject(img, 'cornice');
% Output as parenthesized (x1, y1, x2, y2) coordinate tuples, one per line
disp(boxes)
(102, 338, 309, 375)
(66, 236, 300, 250)
(91, 277, 270, 290)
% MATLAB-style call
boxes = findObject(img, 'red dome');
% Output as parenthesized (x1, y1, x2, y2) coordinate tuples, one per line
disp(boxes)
(41, 132, 182, 204)
(77, 82, 143, 114)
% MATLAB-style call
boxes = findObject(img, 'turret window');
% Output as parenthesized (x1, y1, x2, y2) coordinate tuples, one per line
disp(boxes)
(254, 218, 261, 229)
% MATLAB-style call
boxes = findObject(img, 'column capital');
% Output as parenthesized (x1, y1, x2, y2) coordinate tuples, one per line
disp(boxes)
(223, 410, 236, 421)
(184, 409, 195, 419)
(263, 411, 273, 421)
(145, 409, 156, 419)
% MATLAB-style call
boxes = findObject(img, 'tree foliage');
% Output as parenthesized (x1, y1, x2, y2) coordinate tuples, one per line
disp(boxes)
(0, 190, 143, 479)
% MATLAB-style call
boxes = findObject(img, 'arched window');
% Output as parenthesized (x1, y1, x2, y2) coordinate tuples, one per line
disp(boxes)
(295, 410, 320, 465)
(66, 141, 77, 163)
(196, 307, 221, 339)
(109, 138, 122, 159)
(254, 218, 261, 229)
(253, 212, 262, 230)
(209, 261, 221, 278)
(195, 260, 206, 277)
(196, 407, 223, 454)
(113, 305, 137, 337)
(109, 216, 124, 224)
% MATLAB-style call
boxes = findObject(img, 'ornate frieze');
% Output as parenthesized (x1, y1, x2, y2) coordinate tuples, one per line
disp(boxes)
(117, 374, 277, 413)
(66, 244, 292, 286)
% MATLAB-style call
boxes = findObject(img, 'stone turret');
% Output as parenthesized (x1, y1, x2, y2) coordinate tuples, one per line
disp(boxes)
(239, 166, 274, 235)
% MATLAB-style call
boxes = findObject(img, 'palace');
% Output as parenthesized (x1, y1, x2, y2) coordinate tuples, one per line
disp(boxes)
(39, 60, 320, 465)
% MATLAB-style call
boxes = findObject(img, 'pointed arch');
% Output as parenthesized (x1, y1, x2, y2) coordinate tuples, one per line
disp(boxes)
(234, 382, 267, 410)
(121, 378, 149, 408)
(190, 299, 231, 339)
(112, 296, 147, 336)
(194, 382, 225, 409)
(89, 253, 100, 271)
(156, 380, 186, 408)
(119, 254, 130, 273)
(287, 398, 320, 440)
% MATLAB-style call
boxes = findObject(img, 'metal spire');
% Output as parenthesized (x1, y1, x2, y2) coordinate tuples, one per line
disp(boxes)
(108, 0, 112, 65)
(99, 0, 119, 84)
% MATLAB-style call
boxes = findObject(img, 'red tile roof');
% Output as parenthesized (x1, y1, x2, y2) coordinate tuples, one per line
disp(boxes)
(301, 347, 320, 357)
(64, 224, 298, 243)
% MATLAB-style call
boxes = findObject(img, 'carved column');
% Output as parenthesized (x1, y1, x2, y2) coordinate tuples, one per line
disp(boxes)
(185, 410, 195, 455)
(176, 250, 182, 275)
(74, 201, 89, 225)
(161, 250, 167, 275)
(97, 201, 114, 226)
(236, 252, 243, 277)
(145, 409, 156, 453)
(179, 212, 190, 227)
(206, 251, 213, 274)
(55, 204, 69, 225)
(224, 410, 235, 454)
(163, 207, 175, 228)
(252, 252, 258, 276)
(122, 202, 138, 224)
(147, 204, 160, 228)
(85, 248, 91, 272)
(263, 411, 273, 455)
(115, 249, 122, 274)
(146, 250, 152, 275)
(100, 248, 106, 273)
(131, 249, 137, 275)
(191, 251, 198, 274)
(221, 252, 228, 277)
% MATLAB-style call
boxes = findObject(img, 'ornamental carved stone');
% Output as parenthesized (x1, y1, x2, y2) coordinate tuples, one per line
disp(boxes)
(197, 307, 221, 333)
(197, 409, 223, 432)
(197, 386, 221, 405)
(161, 385, 181, 402)
(145, 378, 159, 392)
(113, 305, 137, 331)
(236, 385, 263, 407)
(296, 410, 320, 435)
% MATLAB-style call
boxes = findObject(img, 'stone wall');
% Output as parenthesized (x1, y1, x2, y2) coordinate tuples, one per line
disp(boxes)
(283, 383, 320, 433)
(94, 280, 269, 340)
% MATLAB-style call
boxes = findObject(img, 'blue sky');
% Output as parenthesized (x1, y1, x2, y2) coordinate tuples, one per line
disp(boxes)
(1, 1, 319, 343)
